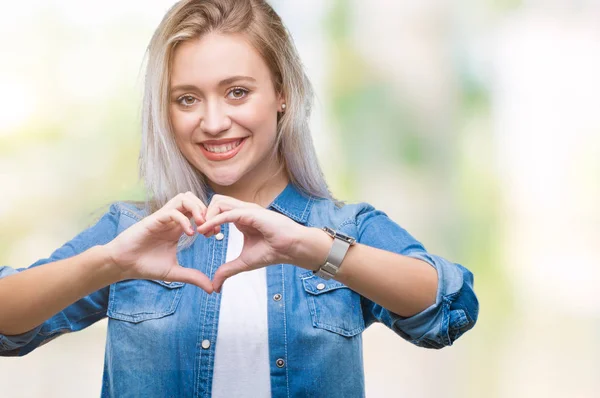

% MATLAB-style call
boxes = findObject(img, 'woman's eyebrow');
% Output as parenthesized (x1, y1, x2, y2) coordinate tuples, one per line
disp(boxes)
(171, 76, 258, 93)
(218, 75, 257, 86)
(170, 84, 200, 94)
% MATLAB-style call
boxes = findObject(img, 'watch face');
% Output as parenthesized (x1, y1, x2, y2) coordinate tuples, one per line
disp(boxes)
(336, 231, 351, 239)
(322, 226, 356, 244)
(323, 226, 336, 236)
(336, 231, 356, 244)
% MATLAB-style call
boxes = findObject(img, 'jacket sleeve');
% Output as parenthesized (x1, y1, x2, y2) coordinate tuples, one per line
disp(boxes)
(355, 203, 478, 349)
(0, 203, 121, 356)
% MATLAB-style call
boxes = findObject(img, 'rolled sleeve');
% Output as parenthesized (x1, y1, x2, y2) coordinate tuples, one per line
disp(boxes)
(355, 203, 479, 349)
(0, 203, 123, 356)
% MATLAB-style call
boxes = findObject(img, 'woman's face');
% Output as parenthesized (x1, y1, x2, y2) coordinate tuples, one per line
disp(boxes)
(169, 32, 284, 190)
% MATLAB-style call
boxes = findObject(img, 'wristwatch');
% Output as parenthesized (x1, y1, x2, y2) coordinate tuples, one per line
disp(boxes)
(313, 226, 356, 280)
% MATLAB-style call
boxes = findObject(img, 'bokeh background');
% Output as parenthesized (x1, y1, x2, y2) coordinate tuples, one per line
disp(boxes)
(1, 0, 599, 397)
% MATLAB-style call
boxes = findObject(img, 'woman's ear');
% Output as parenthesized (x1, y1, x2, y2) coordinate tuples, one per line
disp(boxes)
(277, 92, 286, 113)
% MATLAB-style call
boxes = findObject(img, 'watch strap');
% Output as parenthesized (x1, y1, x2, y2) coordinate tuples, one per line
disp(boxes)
(314, 228, 355, 280)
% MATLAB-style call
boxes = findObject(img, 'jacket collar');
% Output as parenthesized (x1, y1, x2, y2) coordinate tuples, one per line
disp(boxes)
(268, 181, 315, 224)
(205, 181, 315, 225)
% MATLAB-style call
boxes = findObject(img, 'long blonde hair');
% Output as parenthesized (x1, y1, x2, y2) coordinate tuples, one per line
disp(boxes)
(127, 0, 341, 246)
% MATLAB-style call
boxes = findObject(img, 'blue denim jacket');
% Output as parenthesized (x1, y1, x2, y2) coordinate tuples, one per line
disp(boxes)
(0, 182, 478, 397)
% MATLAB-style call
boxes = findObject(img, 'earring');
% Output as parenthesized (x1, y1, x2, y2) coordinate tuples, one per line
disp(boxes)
(281, 103, 286, 111)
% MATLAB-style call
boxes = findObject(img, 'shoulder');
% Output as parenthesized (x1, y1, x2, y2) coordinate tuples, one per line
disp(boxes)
(308, 197, 381, 233)
(111, 201, 148, 221)
(88, 201, 148, 236)
(106, 201, 150, 234)
(309, 198, 423, 251)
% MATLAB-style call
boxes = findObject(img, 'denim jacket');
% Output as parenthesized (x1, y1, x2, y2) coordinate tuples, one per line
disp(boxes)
(0, 182, 478, 397)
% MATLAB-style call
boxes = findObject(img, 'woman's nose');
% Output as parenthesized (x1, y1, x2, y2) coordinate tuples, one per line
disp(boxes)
(200, 101, 232, 135)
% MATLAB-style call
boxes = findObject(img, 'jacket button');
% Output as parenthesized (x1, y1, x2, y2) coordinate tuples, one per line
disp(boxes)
(276, 358, 285, 368)
(273, 293, 282, 301)
(316, 283, 325, 290)
(215, 232, 224, 240)
(201, 340, 211, 349)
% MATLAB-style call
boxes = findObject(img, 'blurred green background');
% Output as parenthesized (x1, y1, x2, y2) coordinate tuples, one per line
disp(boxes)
(1, 1, 599, 397)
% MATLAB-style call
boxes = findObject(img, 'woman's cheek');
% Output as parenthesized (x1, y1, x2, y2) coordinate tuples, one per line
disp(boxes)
(171, 109, 198, 136)
(235, 104, 277, 133)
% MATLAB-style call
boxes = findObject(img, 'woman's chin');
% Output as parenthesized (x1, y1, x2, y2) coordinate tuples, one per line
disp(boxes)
(205, 172, 242, 188)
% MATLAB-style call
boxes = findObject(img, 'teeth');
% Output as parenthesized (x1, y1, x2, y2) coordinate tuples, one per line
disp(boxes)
(203, 139, 243, 153)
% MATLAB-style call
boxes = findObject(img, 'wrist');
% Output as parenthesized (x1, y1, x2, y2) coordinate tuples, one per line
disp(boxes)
(93, 244, 128, 283)
(292, 227, 332, 271)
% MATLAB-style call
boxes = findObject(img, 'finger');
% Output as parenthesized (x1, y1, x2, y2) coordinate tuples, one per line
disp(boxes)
(203, 195, 256, 237)
(164, 266, 214, 294)
(201, 208, 220, 237)
(204, 201, 231, 226)
(212, 258, 249, 293)
(179, 193, 207, 226)
(204, 195, 256, 223)
(164, 192, 207, 227)
(157, 209, 194, 235)
(203, 226, 220, 239)
(197, 208, 251, 235)
(200, 226, 220, 239)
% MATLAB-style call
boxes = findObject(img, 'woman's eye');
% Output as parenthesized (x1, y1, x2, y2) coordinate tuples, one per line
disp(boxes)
(178, 95, 197, 107)
(227, 87, 249, 100)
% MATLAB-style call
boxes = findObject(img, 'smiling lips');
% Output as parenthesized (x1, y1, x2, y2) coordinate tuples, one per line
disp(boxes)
(199, 137, 247, 161)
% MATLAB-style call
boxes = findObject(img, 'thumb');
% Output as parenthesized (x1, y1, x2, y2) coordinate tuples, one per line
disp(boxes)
(212, 258, 249, 293)
(164, 265, 214, 294)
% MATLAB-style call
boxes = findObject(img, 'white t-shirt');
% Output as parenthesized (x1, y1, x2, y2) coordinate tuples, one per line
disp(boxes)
(211, 223, 271, 397)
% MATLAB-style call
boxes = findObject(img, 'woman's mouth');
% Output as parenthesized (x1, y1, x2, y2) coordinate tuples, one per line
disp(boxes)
(199, 137, 248, 161)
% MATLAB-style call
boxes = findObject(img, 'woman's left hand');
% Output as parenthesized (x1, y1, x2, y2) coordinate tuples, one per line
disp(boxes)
(196, 194, 318, 292)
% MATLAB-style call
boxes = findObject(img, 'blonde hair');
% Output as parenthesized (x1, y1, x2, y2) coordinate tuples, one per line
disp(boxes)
(129, 0, 342, 247)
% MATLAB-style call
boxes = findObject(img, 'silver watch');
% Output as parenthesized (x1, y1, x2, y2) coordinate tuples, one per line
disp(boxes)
(313, 226, 356, 280)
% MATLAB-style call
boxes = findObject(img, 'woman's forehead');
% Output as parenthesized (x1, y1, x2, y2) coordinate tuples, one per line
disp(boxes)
(170, 32, 271, 87)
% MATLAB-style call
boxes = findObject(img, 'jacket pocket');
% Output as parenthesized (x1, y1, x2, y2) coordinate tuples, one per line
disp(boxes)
(107, 279, 185, 323)
(300, 271, 365, 337)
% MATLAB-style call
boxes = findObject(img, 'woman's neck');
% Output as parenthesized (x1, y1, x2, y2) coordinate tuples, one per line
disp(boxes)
(208, 167, 290, 208)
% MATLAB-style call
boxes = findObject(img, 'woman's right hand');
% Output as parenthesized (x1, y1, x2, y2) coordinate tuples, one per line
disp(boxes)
(103, 192, 215, 293)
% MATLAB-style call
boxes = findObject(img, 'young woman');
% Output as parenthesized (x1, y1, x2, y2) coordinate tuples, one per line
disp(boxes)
(0, 1, 478, 397)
